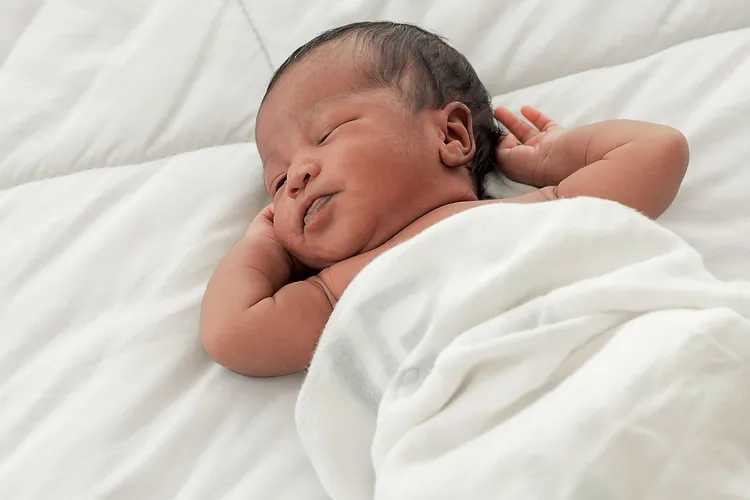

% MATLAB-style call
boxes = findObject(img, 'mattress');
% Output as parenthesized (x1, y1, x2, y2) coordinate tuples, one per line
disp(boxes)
(1, 0, 748, 498)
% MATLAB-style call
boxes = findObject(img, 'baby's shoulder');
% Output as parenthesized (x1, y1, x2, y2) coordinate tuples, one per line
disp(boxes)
(396, 199, 493, 241)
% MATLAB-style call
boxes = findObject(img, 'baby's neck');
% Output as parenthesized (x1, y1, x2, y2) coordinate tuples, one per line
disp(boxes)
(317, 194, 484, 303)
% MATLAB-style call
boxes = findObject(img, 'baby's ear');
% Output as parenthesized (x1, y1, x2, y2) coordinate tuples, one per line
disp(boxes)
(438, 102, 476, 168)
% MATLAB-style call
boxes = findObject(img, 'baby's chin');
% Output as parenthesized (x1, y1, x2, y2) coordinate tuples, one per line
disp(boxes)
(291, 245, 356, 271)
(288, 233, 373, 271)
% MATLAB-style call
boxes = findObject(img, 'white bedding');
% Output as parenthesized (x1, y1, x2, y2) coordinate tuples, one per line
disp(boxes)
(1, 0, 749, 498)
(298, 199, 750, 500)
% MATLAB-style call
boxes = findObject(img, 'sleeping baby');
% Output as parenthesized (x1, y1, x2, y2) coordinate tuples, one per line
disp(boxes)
(200, 21, 689, 377)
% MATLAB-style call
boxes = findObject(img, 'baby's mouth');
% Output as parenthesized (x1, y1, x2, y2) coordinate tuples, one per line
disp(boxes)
(304, 194, 333, 226)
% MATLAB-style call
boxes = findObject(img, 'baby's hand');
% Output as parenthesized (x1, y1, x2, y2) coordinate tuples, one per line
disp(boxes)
(245, 204, 279, 242)
(494, 106, 569, 187)
(245, 204, 310, 281)
(495, 106, 689, 219)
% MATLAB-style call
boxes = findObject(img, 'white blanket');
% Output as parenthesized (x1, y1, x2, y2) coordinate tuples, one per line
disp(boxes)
(297, 198, 750, 500)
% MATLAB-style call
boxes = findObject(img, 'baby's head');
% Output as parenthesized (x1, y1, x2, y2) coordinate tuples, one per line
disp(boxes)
(256, 21, 501, 269)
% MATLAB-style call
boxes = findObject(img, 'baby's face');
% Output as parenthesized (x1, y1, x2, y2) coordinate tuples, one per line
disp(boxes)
(256, 49, 448, 269)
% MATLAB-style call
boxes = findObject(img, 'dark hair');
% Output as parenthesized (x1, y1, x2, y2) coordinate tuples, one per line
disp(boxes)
(263, 21, 502, 198)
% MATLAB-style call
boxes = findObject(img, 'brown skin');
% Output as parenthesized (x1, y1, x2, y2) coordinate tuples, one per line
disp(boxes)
(200, 47, 689, 377)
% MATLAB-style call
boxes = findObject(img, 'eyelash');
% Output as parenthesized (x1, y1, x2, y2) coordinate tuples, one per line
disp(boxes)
(318, 117, 355, 145)
(318, 127, 335, 145)
(274, 176, 287, 194)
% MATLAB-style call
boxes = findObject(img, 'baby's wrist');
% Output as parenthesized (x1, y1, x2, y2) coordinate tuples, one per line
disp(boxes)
(238, 235, 294, 287)
(541, 130, 588, 185)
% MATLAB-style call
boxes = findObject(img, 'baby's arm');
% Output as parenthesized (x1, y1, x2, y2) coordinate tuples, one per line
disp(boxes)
(496, 107, 689, 218)
(200, 205, 333, 377)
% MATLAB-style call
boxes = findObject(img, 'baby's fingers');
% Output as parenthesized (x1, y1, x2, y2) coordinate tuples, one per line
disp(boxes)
(497, 132, 520, 150)
(520, 106, 559, 132)
(258, 203, 275, 222)
(494, 107, 538, 143)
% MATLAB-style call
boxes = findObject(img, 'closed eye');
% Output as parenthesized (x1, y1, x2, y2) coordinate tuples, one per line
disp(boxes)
(318, 118, 357, 146)
(318, 127, 336, 145)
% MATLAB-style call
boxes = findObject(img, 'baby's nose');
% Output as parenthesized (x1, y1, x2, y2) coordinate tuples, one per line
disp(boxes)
(286, 162, 321, 199)
(288, 173, 311, 199)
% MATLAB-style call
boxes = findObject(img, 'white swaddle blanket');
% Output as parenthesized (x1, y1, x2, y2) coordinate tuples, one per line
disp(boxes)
(295, 198, 750, 500)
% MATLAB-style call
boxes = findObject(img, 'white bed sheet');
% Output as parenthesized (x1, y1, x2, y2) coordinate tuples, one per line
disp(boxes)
(1, 0, 748, 498)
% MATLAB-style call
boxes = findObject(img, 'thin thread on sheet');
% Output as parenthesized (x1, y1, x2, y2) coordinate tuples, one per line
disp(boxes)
(234, 0, 274, 71)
